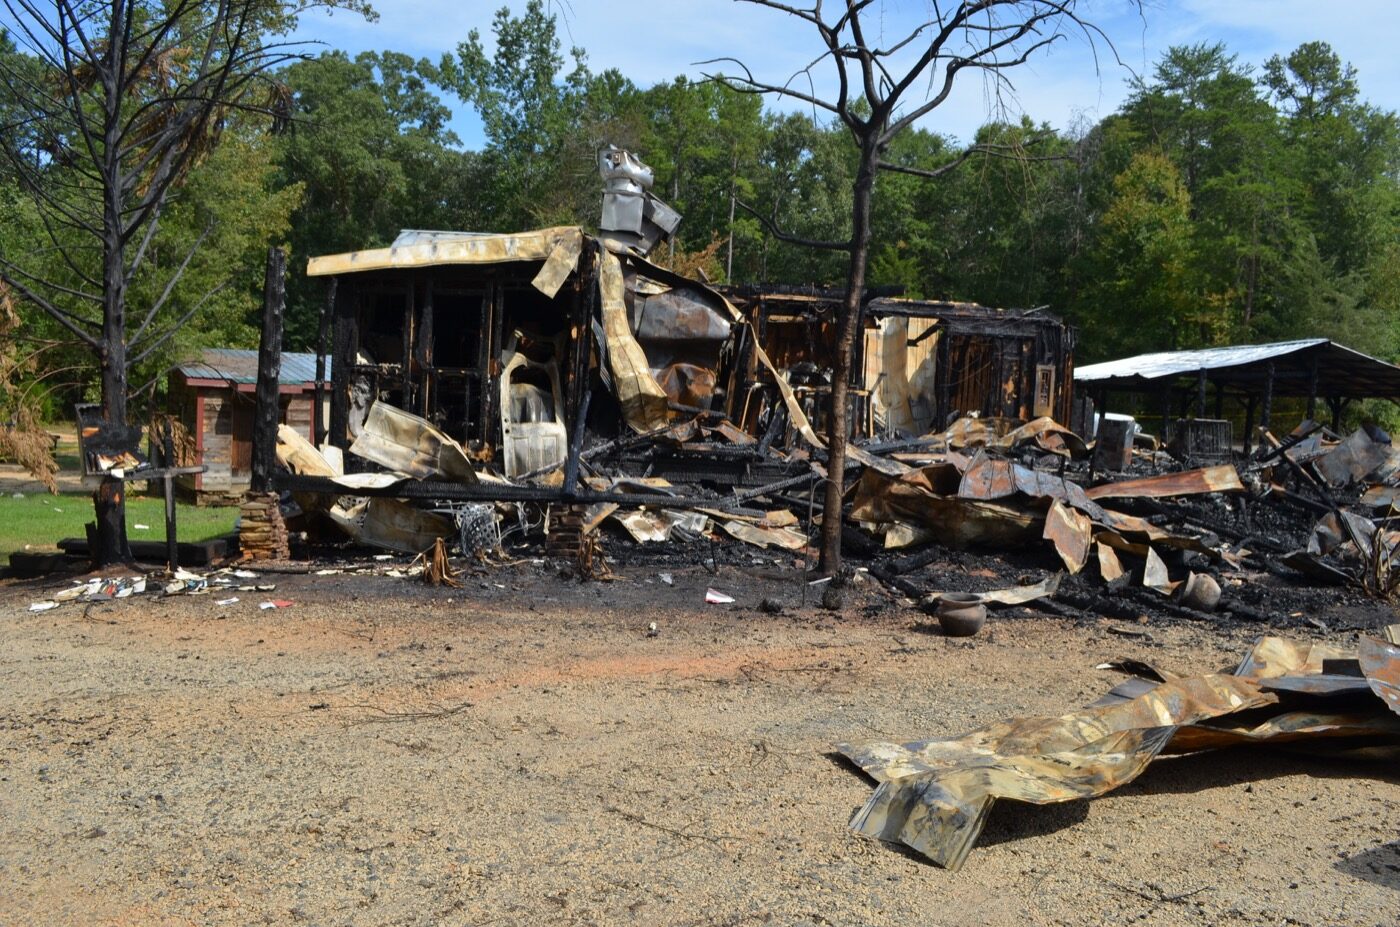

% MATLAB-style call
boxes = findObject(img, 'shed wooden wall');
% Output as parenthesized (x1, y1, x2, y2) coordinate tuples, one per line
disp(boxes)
(173, 382, 316, 498)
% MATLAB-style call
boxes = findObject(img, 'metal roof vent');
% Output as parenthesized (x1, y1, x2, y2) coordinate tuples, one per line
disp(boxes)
(598, 145, 681, 256)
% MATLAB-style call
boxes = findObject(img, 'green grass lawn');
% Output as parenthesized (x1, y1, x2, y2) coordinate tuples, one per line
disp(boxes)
(0, 490, 237, 561)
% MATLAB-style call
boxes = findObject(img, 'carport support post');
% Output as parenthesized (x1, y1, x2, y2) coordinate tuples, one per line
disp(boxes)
(1259, 362, 1275, 433)
(251, 246, 285, 494)
(1196, 369, 1207, 418)
(1306, 357, 1319, 421)
(1243, 395, 1257, 455)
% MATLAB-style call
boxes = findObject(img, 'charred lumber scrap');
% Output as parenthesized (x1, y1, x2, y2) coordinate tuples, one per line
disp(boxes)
(718, 286, 1077, 447)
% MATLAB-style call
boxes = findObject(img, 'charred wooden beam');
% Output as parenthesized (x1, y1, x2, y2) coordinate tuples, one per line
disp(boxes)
(251, 247, 285, 494)
(416, 279, 434, 418)
(562, 389, 591, 497)
(401, 278, 415, 408)
(329, 280, 357, 450)
(273, 472, 769, 513)
(314, 277, 335, 445)
(1260, 361, 1275, 430)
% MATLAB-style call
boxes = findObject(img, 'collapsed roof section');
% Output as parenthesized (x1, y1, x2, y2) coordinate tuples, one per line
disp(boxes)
(297, 227, 824, 504)
(721, 287, 1076, 440)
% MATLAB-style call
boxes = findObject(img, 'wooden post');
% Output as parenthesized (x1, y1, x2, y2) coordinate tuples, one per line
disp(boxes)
(162, 420, 178, 574)
(1260, 361, 1275, 432)
(481, 285, 505, 449)
(416, 279, 434, 419)
(1196, 369, 1207, 418)
(250, 246, 285, 494)
(329, 282, 357, 450)
(562, 389, 591, 498)
(314, 277, 335, 445)
(401, 278, 414, 408)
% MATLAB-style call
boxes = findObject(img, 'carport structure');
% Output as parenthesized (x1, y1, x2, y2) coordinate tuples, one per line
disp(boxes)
(1075, 339, 1400, 452)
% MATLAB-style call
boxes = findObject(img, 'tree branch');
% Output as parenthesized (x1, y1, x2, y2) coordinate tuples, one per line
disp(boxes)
(128, 280, 232, 366)
(0, 269, 101, 348)
(735, 198, 851, 251)
(129, 220, 215, 347)
(698, 56, 841, 116)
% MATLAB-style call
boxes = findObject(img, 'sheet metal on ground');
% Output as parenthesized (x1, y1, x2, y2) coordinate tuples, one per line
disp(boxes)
(839, 629, 1400, 870)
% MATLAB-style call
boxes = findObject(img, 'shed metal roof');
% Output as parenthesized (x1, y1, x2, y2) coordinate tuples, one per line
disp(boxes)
(176, 348, 328, 387)
(305, 226, 580, 277)
(1075, 339, 1400, 400)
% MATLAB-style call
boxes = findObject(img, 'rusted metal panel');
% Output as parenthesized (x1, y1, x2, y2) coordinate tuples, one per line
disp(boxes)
(839, 630, 1400, 870)
(839, 672, 1274, 870)
(349, 403, 478, 483)
(849, 466, 1042, 549)
(1312, 428, 1394, 486)
(1043, 501, 1092, 574)
(1361, 633, 1400, 717)
(1083, 465, 1244, 501)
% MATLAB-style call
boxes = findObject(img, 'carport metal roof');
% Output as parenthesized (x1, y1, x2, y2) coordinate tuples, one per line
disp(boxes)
(1074, 339, 1400, 401)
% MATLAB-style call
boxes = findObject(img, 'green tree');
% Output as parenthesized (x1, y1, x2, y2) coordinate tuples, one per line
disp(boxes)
(1080, 151, 1202, 355)
(276, 49, 474, 345)
(0, 0, 373, 565)
(1264, 41, 1400, 278)
(436, 0, 590, 230)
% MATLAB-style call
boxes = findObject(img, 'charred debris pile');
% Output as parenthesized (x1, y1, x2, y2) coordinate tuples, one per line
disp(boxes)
(856, 415, 1400, 627)
(268, 365, 1399, 628)
(240, 150, 1397, 626)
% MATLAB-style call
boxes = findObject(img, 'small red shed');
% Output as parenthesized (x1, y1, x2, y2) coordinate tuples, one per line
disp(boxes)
(169, 348, 328, 502)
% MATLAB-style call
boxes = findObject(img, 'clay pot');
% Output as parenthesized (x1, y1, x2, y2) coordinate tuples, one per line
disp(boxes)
(1177, 572, 1222, 612)
(935, 593, 987, 637)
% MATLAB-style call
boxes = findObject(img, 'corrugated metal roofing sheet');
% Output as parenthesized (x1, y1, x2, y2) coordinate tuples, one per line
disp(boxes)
(305, 226, 581, 277)
(1074, 339, 1400, 400)
(1075, 340, 1329, 382)
(176, 348, 328, 386)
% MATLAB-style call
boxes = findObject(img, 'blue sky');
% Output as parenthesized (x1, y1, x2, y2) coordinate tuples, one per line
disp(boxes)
(294, 0, 1399, 147)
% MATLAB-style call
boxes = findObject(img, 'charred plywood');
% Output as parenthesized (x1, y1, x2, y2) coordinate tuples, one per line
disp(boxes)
(867, 299, 1076, 432)
(721, 288, 1076, 443)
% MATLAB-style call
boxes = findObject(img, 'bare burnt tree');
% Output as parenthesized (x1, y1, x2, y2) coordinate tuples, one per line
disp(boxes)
(0, 1, 345, 566)
(704, 1, 1131, 575)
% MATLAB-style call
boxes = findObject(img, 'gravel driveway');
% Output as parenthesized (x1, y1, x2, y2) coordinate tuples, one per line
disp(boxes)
(2, 563, 1396, 926)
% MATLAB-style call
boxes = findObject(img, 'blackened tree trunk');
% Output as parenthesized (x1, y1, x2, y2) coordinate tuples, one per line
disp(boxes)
(251, 247, 286, 494)
(819, 138, 879, 573)
(94, 191, 131, 568)
(706, 0, 1133, 580)
(0, 2, 367, 569)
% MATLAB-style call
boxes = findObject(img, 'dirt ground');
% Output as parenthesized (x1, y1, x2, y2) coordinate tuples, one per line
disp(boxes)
(1, 560, 1397, 927)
